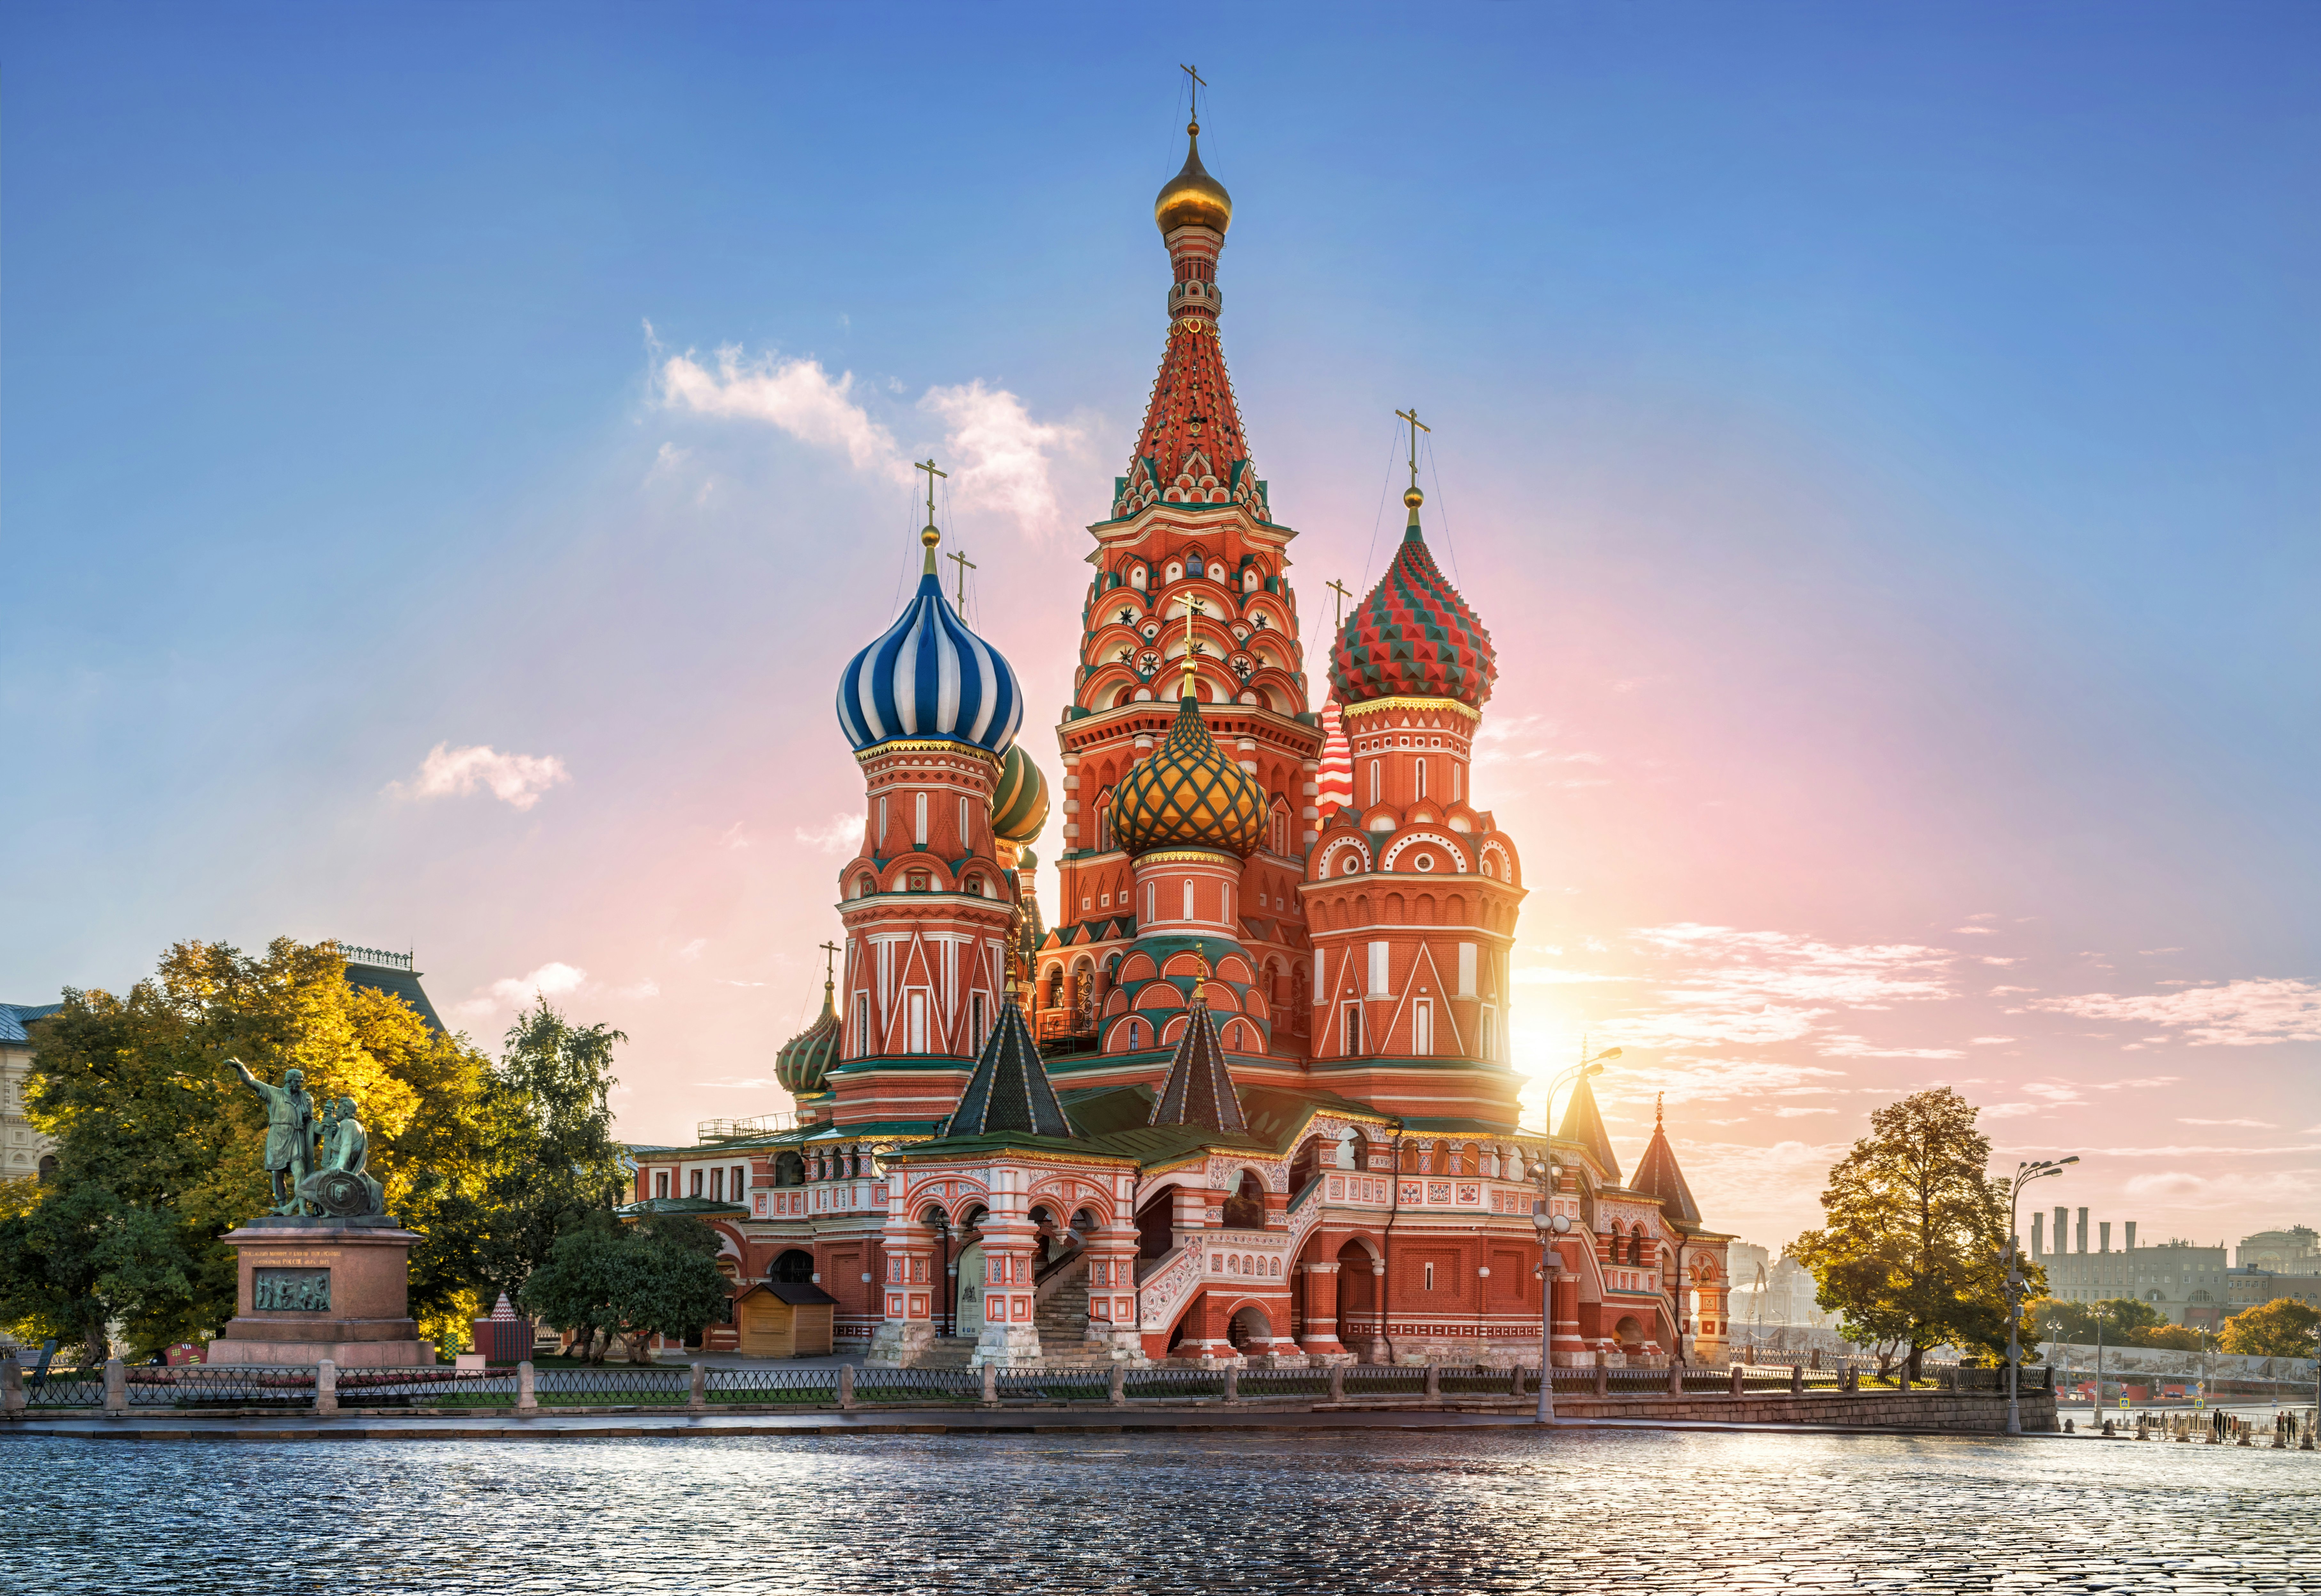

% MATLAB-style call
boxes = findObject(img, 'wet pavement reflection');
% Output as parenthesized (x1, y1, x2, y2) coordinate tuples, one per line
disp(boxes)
(3, 1427, 2315, 1592)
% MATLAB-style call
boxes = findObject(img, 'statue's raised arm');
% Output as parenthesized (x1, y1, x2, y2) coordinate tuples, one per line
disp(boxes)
(223, 1056, 317, 1217)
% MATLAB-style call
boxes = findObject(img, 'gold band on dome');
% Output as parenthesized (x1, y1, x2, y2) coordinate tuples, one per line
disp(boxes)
(1338, 696, 1482, 724)
(855, 739, 1005, 768)
(1134, 848, 1244, 866)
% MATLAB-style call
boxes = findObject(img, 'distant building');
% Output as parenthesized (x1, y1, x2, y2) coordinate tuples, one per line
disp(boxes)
(2236, 1226, 2321, 1274)
(1, 1001, 63, 1181)
(2225, 1268, 2321, 1318)
(335, 943, 447, 1035)
(2033, 1212, 2228, 1329)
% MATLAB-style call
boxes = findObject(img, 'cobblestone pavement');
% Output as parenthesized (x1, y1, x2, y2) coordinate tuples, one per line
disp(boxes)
(3, 1427, 2315, 1593)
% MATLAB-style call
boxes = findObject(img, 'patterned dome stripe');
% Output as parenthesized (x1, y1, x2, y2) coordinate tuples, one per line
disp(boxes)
(1109, 696, 1267, 857)
(837, 572, 1023, 753)
(991, 744, 1050, 845)
(1328, 531, 1496, 708)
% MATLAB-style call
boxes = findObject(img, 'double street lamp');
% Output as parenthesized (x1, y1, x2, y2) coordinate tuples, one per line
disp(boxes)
(1533, 1046, 1620, 1425)
(2003, 1154, 2078, 1435)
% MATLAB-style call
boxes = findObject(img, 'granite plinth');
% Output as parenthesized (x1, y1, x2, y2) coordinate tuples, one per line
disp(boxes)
(207, 1219, 434, 1368)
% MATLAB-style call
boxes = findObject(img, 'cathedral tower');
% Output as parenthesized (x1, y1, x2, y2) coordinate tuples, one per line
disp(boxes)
(828, 492, 1041, 1127)
(1035, 115, 1323, 1068)
(1299, 439, 1526, 1125)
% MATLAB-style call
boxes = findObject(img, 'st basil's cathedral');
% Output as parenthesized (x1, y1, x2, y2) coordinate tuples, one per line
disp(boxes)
(627, 112, 1733, 1369)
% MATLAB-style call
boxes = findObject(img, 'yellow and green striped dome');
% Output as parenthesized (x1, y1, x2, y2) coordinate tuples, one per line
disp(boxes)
(991, 743, 1049, 846)
(1110, 697, 1267, 858)
(775, 983, 842, 1097)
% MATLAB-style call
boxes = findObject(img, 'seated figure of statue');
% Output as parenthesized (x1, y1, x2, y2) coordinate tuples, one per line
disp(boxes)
(295, 1096, 387, 1218)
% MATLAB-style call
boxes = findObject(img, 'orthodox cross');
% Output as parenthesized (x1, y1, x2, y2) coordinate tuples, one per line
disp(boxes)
(1395, 406, 1431, 492)
(915, 458, 947, 530)
(947, 548, 977, 607)
(1327, 578, 1352, 630)
(1180, 63, 1206, 130)
(818, 941, 841, 982)
(1180, 596, 1205, 699)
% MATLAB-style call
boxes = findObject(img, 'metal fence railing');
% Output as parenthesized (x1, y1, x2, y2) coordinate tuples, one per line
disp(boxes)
(4, 1354, 2049, 1414)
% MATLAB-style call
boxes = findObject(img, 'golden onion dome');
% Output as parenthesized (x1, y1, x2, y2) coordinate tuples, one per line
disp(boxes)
(1155, 124, 1232, 236)
(990, 743, 1050, 847)
(1110, 696, 1267, 857)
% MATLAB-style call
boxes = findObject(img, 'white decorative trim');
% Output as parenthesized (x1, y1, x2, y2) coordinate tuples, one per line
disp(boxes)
(1380, 830, 1470, 873)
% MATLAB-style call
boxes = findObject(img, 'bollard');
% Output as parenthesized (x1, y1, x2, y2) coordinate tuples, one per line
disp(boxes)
(1844, 1365, 1859, 1394)
(1668, 1361, 1683, 1398)
(1, 1354, 23, 1418)
(1108, 1363, 1125, 1409)
(314, 1359, 339, 1417)
(1327, 1365, 1345, 1403)
(1424, 1363, 1441, 1403)
(981, 1362, 998, 1405)
(1790, 1363, 1804, 1397)
(1593, 1361, 1608, 1398)
(103, 1358, 127, 1416)
(838, 1363, 856, 1411)
(1223, 1365, 1240, 1404)
(1512, 1364, 1524, 1398)
(516, 1360, 537, 1416)
(687, 1361, 706, 1415)
(1730, 1364, 1745, 1399)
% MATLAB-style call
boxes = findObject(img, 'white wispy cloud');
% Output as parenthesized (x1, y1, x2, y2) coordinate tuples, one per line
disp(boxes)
(392, 743, 570, 812)
(1603, 924, 1957, 1053)
(675, 939, 708, 961)
(2031, 978, 2321, 1047)
(795, 812, 864, 855)
(1604, 1058, 1848, 1106)
(1817, 1035, 1965, 1060)
(1969, 1036, 2017, 1046)
(2178, 1118, 2276, 1128)
(655, 344, 1088, 539)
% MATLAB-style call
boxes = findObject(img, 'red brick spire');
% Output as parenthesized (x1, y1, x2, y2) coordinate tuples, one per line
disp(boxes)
(1111, 124, 1271, 524)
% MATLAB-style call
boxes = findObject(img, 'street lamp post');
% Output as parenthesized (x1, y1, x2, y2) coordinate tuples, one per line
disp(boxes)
(2004, 1155, 2078, 1436)
(1532, 1046, 1620, 1425)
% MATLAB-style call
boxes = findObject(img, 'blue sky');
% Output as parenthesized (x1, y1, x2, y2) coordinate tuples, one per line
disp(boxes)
(4, 3, 2315, 1247)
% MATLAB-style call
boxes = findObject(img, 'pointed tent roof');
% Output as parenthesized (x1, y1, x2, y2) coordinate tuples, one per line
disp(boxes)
(948, 991, 1076, 1140)
(1149, 977, 1248, 1136)
(1556, 1070, 1620, 1186)
(1631, 1095, 1702, 1227)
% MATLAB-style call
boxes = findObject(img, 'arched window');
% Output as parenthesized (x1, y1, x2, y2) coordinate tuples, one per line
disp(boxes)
(774, 1152, 806, 1188)
(1095, 788, 1115, 851)
(1222, 1170, 1265, 1229)
(771, 1249, 815, 1283)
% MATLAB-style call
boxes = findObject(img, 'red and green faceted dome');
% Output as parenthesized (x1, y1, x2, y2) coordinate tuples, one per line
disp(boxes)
(1329, 516, 1496, 708)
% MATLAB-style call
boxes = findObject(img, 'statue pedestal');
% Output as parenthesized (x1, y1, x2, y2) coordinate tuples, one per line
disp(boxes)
(206, 1217, 435, 1367)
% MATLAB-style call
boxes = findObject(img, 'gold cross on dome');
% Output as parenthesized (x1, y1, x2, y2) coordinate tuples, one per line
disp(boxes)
(947, 548, 977, 607)
(1327, 578, 1352, 629)
(915, 458, 947, 527)
(1180, 63, 1206, 131)
(1395, 407, 1431, 493)
(818, 940, 841, 983)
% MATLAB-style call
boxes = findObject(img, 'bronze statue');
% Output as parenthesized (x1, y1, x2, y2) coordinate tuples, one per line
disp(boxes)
(302, 1094, 385, 1219)
(227, 1058, 316, 1215)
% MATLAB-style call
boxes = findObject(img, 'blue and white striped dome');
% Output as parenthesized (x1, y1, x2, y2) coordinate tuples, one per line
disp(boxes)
(836, 572, 1024, 755)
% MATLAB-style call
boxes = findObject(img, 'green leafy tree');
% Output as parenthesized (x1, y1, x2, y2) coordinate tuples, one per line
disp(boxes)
(478, 1003, 629, 1302)
(517, 1213, 730, 1364)
(2025, 1295, 2187, 1351)
(1789, 1088, 2031, 1380)
(2219, 1297, 2321, 1357)
(0, 939, 494, 1359)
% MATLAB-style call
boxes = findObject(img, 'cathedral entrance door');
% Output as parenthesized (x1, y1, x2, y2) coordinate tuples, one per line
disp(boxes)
(954, 1242, 986, 1335)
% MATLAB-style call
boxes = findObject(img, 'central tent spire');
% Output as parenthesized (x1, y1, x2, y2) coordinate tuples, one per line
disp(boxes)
(1112, 85, 1268, 524)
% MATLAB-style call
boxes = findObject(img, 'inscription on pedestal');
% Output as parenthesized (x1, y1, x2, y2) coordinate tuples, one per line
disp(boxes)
(253, 1268, 332, 1312)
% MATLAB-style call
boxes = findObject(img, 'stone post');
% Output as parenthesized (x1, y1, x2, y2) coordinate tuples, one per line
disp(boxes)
(687, 1362, 707, 1415)
(1107, 1363, 1125, 1408)
(1843, 1364, 1859, 1393)
(1424, 1363, 1441, 1403)
(1668, 1361, 1684, 1397)
(516, 1360, 537, 1415)
(2, 1354, 24, 1417)
(1730, 1364, 1745, 1398)
(1223, 1365, 1240, 1404)
(838, 1363, 856, 1410)
(1790, 1363, 1804, 1397)
(103, 1358, 127, 1415)
(1328, 1365, 1345, 1403)
(1593, 1361, 1608, 1398)
(314, 1359, 339, 1417)
(981, 1362, 998, 1405)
